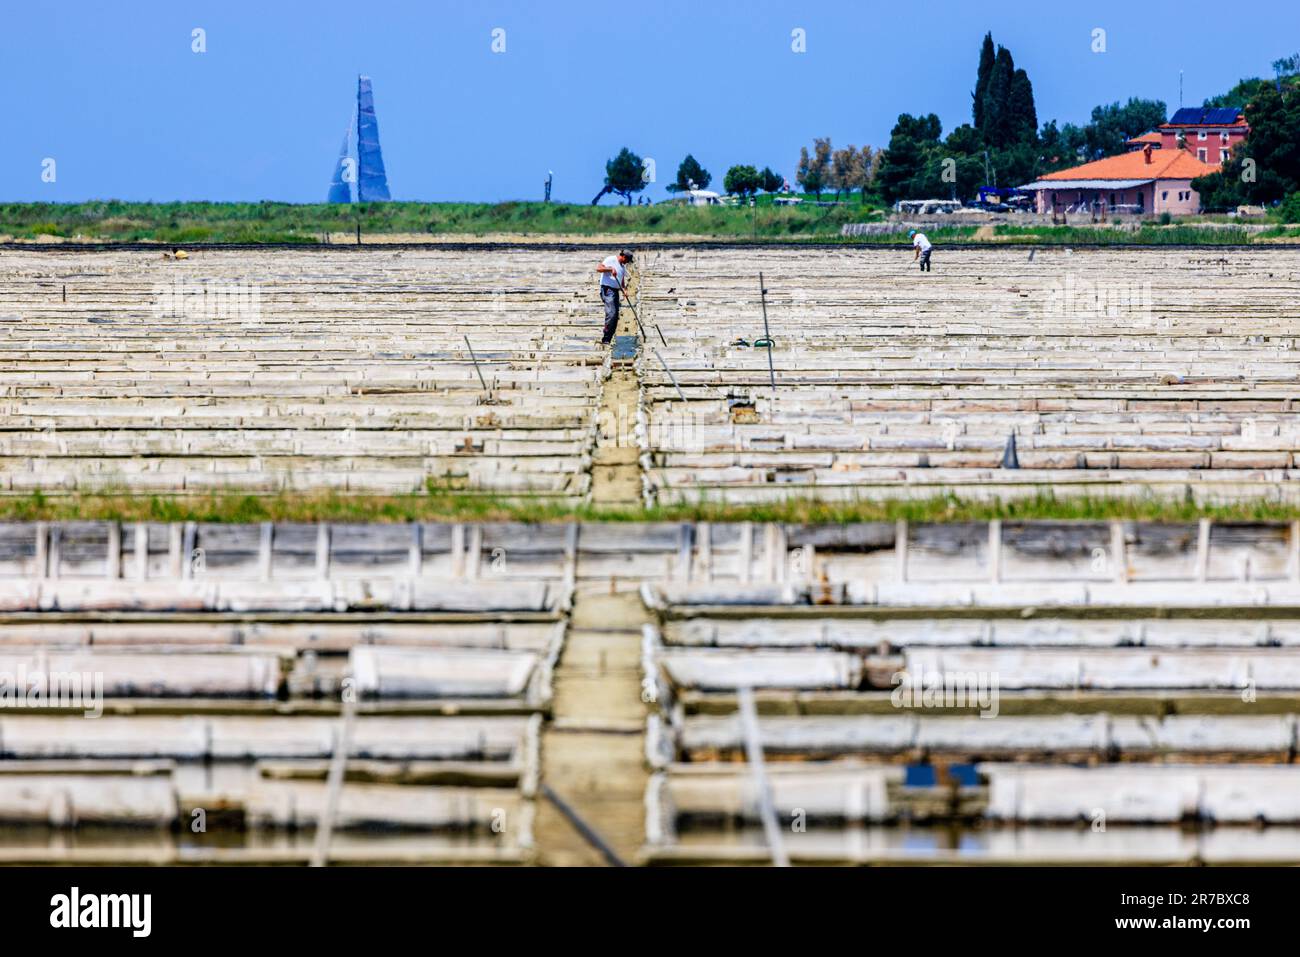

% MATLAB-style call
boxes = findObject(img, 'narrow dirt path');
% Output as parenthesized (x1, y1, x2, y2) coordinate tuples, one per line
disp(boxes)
(534, 591, 651, 865)
(589, 264, 645, 510)
(589, 367, 642, 507)
(534, 267, 651, 865)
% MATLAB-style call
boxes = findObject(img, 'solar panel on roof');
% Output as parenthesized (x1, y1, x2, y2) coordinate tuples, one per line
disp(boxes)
(1171, 106, 1242, 125)
(1205, 107, 1242, 124)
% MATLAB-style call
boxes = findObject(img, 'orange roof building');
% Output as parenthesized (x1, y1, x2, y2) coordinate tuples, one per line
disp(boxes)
(1159, 106, 1248, 164)
(1124, 131, 1164, 150)
(1019, 145, 1220, 216)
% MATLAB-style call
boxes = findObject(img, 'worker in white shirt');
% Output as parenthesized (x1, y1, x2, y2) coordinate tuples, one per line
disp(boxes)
(595, 248, 634, 344)
(910, 230, 932, 272)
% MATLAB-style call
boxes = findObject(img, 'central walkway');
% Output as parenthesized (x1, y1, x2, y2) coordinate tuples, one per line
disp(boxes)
(535, 591, 652, 865)
(535, 265, 651, 864)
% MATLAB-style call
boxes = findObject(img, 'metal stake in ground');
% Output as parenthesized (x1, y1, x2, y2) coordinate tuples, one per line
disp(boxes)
(619, 278, 665, 346)
(759, 272, 776, 400)
(310, 686, 357, 867)
(737, 685, 790, 867)
(464, 335, 489, 392)
(653, 348, 687, 402)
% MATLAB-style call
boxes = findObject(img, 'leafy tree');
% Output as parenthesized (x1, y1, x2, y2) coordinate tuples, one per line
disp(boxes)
(591, 147, 646, 205)
(813, 138, 833, 182)
(796, 148, 819, 197)
(945, 124, 982, 155)
(1078, 99, 1168, 159)
(878, 33, 1162, 200)
(980, 46, 1016, 147)
(759, 166, 784, 193)
(969, 36, 1039, 150)
(723, 164, 762, 198)
(1204, 66, 1300, 109)
(1007, 69, 1038, 144)
(796, 138, 833, 198)
(1205, 78, 1273, 109)
(973, 33, 995, 130)
(875, 113, 943, 203)
(1276, 191, 1300, 223)
(1193, 84, 1300, 208)
(829, 145, 872, 200)
(938, 125, 986, 198)
(1038, 120, 1087, 169)
(862, 147, 882, 196)
(1273, 53, 1300, 77)
(671, 154, 711, 193)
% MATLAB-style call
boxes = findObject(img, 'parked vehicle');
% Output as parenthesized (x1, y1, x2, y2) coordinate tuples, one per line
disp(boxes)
(972, 187, 1032, 211)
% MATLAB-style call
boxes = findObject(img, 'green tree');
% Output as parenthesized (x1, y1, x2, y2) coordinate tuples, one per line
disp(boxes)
(796, 148, 819, 197)
(1078, 99, 1168, 159)
(1203, 61, 1300, 109)
(829, 145, 870, 200)
(1273, 53, 1300, 77)
(758, 166, 783, 193)
(875, 113, 943, 203)
(973, 32, 995, 130)
(796, 138, 832, 198)
(671, 154, 711, 193)
(723, 164, 762, 198)
(1007, 69, 1038, 144)
(591, 147, 646, 205)
(1205, 78, 1272, 109)
(939, 125, 986, 200)
(980, 46, 1016, 147)
(1276, 191, 1300, 223)
(1193, 84, 1300, 208)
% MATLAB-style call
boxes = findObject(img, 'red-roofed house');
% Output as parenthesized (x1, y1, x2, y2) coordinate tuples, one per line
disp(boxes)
(1159, 106, 1249, 164)
(1124, 131, 1164, 151)
(1019, 145, 1220, 216)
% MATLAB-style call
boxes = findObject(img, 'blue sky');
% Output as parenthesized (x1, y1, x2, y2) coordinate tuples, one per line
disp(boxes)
(5, 0, 1296, 203)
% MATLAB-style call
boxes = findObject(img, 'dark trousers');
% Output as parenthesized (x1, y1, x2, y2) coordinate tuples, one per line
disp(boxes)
(919, 249, 932, 272)
(601, 285, 620, 342)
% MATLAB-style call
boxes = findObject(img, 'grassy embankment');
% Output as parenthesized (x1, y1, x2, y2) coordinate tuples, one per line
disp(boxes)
(0, 199, 881, 243)
(2, 201, 1294, 244)
(2, 488, 1299, 525)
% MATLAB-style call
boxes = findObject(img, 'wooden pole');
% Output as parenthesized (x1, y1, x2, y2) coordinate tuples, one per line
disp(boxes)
(310, 689, 357, 867)
(737, 686, 790, 867)
(760, 272, 776, 400)
(464, 335, 489, 392)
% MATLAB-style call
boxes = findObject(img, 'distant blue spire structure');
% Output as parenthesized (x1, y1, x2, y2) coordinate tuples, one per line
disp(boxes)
(326, 122, 353, 203)
(356, 75, 391, 201)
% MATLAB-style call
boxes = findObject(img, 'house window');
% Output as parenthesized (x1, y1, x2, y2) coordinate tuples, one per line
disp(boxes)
(1197, 148, 1208, 162)
(1221, 132, 1230, 143)
(1110, 193, 1116, 205)
(1162, 191, 1168, 201)
(1197, 130, 1208, 140)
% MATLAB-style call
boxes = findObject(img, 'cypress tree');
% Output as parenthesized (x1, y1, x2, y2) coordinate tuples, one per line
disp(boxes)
(973, 33, 995, 131)
(1007, 69, 1038, 144)
(982, 46, 1016, 147)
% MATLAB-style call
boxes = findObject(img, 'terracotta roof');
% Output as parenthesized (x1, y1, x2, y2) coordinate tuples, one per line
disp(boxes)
(1039, 148, 1218, 182)
(1125, 131, 1163, 145)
